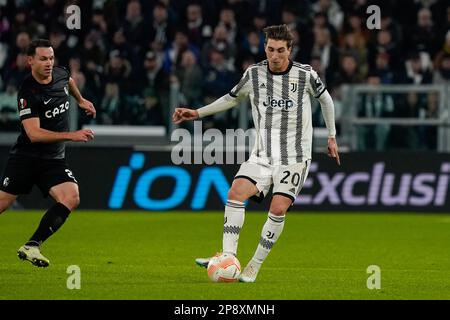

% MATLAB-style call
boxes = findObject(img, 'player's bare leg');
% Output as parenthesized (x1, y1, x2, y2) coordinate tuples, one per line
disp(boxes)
(0, 190, 17, 214)
(49, 182, 80, 211)
(18, 182, 79, 268)
(195, 178, 259, 268)
(239, 194, 292, 282)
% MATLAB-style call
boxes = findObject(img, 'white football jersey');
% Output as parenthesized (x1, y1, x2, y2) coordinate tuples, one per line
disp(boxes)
(229, 60, 327, 166)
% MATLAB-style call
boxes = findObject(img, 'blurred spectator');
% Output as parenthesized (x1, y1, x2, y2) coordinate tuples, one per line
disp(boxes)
(252, 13, 268, 36)
(202, 48, 237, 130)
(79, 31, 106, 67)
(163, 29, 200, 74)
(433, 30, 450, 76)
(3, 53, 29, 88)
(339, 32, 368, 78)
(403, 52, 433, 84)
(433, 53, 450, 84)
(423, 92, 438, 150)
(311, 0, 344, 32)
(10, 7, 43, 39)
(0, 0, 449, 139)
(339, 11, 370, 50)
(0, 7, 11, 43)
(247, 0, 283, 26)
(122, 0, 147, 49)
(371, 52, 395, 84)
(406, 7, 439, 56)
(367, 29, 401, 73)
(358, 75, 394, 151)
(380, 10, 404, 48)
(49, 29, 70, 67)
(310, 27, 339, 89)
(217, 7, 238, 45)
(281, 6, 299, 32)
(201, 25, 236, 70)
(334, 53, 366, 87)
(99, 82, 121, 125)
(148, 1, 175, 53)
(184, 3, 213, 47)
(388, 92, 425, 150)
(239, 29, 265, 63)
(311, 12, 337, 45)
(5, 31, 30, 70)
(173, 50, 203, 108)
(90, 9, 109, 36)
(136, 50, 170, 126)
(0, 79, 19, 131)
(104, 49, 132, 93)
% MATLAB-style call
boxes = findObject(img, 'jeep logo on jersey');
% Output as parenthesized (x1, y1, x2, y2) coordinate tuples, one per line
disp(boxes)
(18, 98, 27, 109)
(45, 101, 69, 119)
(263, 96, 294, 110)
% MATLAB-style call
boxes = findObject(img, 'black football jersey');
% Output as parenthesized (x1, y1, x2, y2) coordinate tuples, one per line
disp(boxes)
(10, 66, 71, 159)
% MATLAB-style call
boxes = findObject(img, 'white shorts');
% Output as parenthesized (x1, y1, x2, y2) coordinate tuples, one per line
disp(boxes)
(234, 159, 311, 203)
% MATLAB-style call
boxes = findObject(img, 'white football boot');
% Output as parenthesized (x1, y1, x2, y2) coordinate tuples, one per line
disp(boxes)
(238, 259, 261, 283)
(195, 257, 211, 268)
(17, 245, 50, 268)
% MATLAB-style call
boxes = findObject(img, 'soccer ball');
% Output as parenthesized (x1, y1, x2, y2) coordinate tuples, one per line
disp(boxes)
(207, 253, 241, 282)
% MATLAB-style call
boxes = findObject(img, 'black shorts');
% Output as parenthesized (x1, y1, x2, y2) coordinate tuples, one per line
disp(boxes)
(0, 155, 78, 197)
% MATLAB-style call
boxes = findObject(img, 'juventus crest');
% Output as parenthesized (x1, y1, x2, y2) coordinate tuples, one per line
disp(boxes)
(290, 82, 298, 93)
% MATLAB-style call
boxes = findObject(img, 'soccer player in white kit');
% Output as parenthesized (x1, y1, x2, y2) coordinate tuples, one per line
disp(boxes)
(173, 24, 340, 282)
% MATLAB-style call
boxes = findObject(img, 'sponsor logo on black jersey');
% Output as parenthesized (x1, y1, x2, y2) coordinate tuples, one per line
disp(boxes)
(45, 101, 69, 119)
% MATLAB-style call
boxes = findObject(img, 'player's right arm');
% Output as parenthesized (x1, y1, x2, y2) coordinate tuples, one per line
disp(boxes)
(172, 68, 252, 124)
(17, 88, 94, 143)
(22, 118, 94, 143)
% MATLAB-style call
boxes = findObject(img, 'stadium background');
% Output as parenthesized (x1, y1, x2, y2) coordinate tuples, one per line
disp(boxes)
(1, 0, 450, 301)
(1, 0, 449, 212)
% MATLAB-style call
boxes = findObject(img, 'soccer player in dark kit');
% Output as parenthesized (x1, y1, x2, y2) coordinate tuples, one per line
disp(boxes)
(0, 39, 96, 267)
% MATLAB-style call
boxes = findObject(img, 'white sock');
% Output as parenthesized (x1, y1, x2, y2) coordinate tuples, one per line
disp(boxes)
(252, 212, 285, 264)
(222, 200, 245, 255)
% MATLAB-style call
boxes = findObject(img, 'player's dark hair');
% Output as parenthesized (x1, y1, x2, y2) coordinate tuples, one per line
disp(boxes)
(263, 24, 294, 49)
(27, 39, 52, 56)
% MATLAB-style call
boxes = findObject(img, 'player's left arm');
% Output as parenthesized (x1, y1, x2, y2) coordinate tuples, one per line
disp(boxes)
(68, 77, 96, 118)
(317, 90, 340, 165)
(309, 69, 340, 165)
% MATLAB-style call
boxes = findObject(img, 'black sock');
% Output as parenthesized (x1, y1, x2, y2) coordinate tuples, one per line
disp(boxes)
(27, 203, 71, 246)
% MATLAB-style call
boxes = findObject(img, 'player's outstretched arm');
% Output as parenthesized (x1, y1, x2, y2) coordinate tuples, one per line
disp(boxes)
(172, 108, 199, 124)
(172, 93, 241, 125)
(69, 77, 96, 118)
(22, 118, 94, 143)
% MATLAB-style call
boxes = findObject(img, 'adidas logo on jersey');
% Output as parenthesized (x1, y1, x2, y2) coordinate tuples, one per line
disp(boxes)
(259, 83, 266, 88)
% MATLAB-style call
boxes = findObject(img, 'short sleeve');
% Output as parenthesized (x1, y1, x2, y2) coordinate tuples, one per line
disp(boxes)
(17, 89, 39, 121)
(308, 69, 326, 98)
(229, 68, 251, 99)
(59, 66, 71, 80)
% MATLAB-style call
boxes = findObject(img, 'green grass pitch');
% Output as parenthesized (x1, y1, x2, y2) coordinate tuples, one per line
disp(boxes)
(1, 210, 449, 300)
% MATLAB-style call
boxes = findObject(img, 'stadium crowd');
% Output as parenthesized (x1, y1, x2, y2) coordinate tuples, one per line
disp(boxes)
(0, 0, 449, 150)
